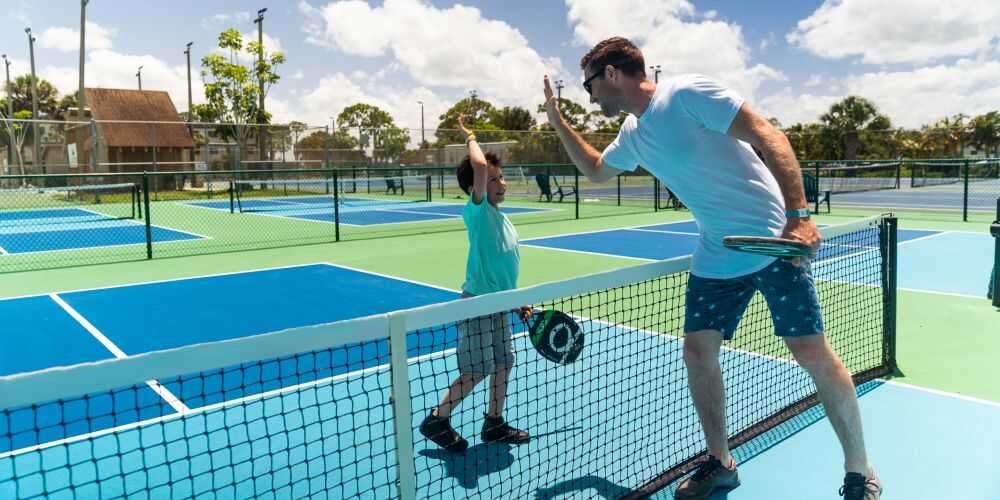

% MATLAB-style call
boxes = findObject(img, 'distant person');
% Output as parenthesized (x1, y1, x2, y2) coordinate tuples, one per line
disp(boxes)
(418, 114, 532, 452)
(542, 37, 881, 499)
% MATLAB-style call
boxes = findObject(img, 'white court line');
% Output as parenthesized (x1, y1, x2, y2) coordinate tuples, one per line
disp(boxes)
(898, 287, 988, 300)
(0, 245, 8, 255)
(626, 228, 699, 236)
(522, 219, 697, 242)
(520, 242, 656, 262)
(48, 293, 190, 415)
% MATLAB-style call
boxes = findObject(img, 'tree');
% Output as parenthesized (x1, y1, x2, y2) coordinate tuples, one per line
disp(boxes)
(0, 75, 59, 116)
(535, 98, 590, 132)
(970, 111, 1000, 156)
(335, 103, 409, 163)
(489, 106, 535, 132)
(0, 109, 34, 181)
(819, 96, 891, 160)
(435, 97, 497, 145)
(198, 28, 285, 159)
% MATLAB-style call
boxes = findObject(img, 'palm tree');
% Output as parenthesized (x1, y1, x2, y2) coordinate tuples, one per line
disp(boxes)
(820, 96, 891, 160)
(970, 111, 1000, 156)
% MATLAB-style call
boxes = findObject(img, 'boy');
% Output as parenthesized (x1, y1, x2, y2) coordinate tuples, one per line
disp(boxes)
(418, 115, 531, 452)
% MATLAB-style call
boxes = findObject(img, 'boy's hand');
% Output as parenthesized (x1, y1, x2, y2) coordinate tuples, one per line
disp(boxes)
(516, 306, 534, 323)
(457, 113, 472, 137)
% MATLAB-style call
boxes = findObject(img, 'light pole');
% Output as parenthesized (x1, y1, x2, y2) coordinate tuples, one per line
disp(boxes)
(2, 54, 11, 169)
(26, 28, 41, 174)
(78, 0, 89, 119)
(184, 42, 193, 122)
(650, 65, 662, 84)
(468, 90, 478, 122)
(254, 8, 267, 162)
(417, 101, 425, 148)
(136, 65, 143, 90)
(554, 79, 564, 112)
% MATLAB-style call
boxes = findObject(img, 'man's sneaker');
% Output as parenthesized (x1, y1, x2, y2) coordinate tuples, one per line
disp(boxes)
(675, 456, 740, 499)
(840, 471, 882, 500)
(419, 410, 468, 452)
(481, 414, 530, 444)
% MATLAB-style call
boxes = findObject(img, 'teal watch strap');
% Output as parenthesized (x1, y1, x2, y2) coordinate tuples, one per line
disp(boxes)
(785, 208, 811, 218)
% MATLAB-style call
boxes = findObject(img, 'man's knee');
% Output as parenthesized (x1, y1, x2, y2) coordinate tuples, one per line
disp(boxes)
(785, 334, 836, 371)
(683, 330, 723, 368)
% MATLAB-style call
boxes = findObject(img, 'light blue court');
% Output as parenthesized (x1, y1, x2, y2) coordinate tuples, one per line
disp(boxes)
(832, 181, 1000, 211)
(0, 207, 203, 254)
(188, 197, 553, 226)
(525, 220, 990, 296)
(0, 261, 995, 499)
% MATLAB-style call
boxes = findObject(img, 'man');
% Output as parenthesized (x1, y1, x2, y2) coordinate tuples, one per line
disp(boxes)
(542, 37, 881, 500)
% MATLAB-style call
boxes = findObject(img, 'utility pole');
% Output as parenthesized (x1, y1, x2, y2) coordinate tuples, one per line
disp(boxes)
(650, 64, 662, 84)
(2, 54, 11, 170)
(78, 0, 89, 119)
(26, 28, 41, 174)
(136, 65, 143, 90)
(417, 100, 425, 148)
(469, 89, 478, 122)
(554, 79, 564, 112)
(254, 8, 268, 162)
(184, 42, 193, 122)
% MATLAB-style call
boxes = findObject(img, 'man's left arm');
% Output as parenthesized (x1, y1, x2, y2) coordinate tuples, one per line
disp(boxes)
(726, 102, 821, 250)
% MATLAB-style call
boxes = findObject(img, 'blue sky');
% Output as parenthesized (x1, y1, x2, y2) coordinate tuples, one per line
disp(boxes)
(2, 0, 998, 131)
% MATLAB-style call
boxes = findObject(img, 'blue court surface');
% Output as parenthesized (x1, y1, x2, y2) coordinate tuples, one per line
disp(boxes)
(0, 261, 995, 498)
(0, 207, 203, 254)
(524, 219, 992, 296)
(188, 197, 552, 226)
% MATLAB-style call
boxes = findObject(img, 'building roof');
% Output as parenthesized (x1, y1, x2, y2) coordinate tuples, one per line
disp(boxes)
(85, 88, 194, 148)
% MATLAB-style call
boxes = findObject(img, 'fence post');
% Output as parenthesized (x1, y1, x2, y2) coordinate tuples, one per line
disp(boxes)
(617, 174, 621, 207)
(142, 172, 153, 259)
(654, 177, 660, 212)
(333, 169, 340, 242)
(89, 119, 99, 173)
(962, 160, 970, 222)
(574, 169, 580, 219)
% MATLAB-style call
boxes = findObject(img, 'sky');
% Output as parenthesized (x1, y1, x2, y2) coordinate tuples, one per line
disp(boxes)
(1, 0, 998, 132)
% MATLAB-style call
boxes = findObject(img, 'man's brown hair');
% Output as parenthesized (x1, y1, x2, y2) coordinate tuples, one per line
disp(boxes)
(580, 37, 646, 78)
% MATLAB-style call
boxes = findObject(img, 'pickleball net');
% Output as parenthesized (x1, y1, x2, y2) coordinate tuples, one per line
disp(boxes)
(0, 214, 897, 499)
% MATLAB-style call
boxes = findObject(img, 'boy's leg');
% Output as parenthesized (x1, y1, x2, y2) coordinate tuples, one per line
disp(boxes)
(481, 312, 528, 444)
(436, 372, 487, 418)
(487, 364, 509, 418)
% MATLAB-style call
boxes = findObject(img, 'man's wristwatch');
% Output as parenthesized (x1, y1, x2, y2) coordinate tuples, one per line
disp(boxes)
(785, 208, 811, 219)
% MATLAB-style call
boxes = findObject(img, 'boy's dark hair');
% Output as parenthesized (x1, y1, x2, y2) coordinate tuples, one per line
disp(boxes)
(580, 37, 646, 79)
(456, 151, 501, 195)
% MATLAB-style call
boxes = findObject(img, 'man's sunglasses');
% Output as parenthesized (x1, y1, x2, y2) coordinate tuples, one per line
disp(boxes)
(582, 69, 605, 95)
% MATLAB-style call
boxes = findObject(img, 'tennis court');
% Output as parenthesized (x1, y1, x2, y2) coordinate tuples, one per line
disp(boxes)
(0, 211, 998, 498)
(0, 183, 206, 255)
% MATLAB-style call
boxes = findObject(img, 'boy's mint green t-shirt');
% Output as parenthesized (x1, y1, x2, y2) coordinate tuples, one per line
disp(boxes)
(461, 195, 519, 295)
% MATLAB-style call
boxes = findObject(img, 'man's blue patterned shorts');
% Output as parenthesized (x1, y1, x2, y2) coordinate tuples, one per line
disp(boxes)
(684, 258, 824, 340)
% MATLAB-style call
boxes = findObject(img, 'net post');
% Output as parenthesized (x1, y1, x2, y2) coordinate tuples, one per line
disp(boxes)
(992, 198, 999, 308)
(439, 168, 444, 199)
(142, 172, 153, 260)
(962, 160, 970, 222)
(653, 177, 659, 212)
(879, 215, 898, 372)
(387, 313, 417, 500)
(333, 169, 340, 242)
(574, 169, 580, 219)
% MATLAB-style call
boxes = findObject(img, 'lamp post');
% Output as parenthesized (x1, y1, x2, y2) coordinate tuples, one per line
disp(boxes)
(650, 64, 662, 84)
(2, 54, 11, 170)
(184, 42, 193, 122)
(78, 0, 89, 119)
(136, 65, 143, 90)
(554, 79, 564, 112)
(417, 100, 425, 148)
(254, 8, 267, 119)
(26, 28, 41, 174)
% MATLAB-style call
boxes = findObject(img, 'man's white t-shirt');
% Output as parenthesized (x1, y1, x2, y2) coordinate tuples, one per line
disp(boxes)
(602, 74, 786, 279)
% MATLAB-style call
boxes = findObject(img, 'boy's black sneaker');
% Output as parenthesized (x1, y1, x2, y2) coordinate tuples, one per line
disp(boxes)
(419, 410, 468, 452)
(481, 414, 529, 444)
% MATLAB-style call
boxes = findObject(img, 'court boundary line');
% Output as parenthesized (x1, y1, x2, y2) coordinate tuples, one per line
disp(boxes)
(521, 219, 697, 242)
(48, 293, 190, 415)
(521, 242, 657, 262)
(0, 225, 212, 257)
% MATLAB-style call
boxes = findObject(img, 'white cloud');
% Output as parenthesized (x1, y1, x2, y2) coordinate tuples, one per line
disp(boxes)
(299, 0, 572, 112)
(39, 22, 115, 52)
(202, 12, 252, 29)
(564, 0, 783, 103)
(290, 69, 304, 80)
(41, 49, 206, 113)
(759, 57, 1000, 128)
(759, 32, 776, 51)
(804, 74, 823, 87)
(788, 0, 1000, 64)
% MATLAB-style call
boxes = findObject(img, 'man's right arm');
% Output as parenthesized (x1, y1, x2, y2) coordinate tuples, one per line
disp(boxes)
(543, 76, 623, 183)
